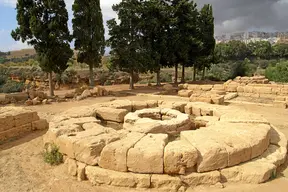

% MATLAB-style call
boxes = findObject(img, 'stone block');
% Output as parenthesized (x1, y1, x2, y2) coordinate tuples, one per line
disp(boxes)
(127, 134, 168, 174)
(0, 116, 14, 132)
(99, 132, 145, 172)
(164, 140, 198, 175)
(178, 90, 193, 97)
(180, 171, 221, 186)
(151, 174, 182, 191)
(32, 119, 49, 130)
(77, 162, 87, 181)
(95, 107, 128, 123)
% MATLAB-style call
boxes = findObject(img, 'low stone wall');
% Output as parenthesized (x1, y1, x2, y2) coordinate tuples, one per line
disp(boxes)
(179, 79, 288, 108)
(0, 107, 48, 142)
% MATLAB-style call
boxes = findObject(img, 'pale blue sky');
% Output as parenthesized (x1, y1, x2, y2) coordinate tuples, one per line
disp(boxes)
(0, 0, 120, 52)
(1, 0, 288, 52)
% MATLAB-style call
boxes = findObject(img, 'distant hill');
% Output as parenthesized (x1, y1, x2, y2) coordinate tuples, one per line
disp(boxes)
(6, 49, 36, 59)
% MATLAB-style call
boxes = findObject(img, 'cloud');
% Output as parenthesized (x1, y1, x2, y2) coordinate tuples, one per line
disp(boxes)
(195, 0, 288, 35)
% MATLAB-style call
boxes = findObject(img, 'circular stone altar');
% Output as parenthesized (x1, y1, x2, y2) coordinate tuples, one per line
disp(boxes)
(44, 100, 288, 191)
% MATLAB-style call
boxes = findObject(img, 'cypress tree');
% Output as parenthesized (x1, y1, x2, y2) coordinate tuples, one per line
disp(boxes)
(11, 0, 73, 96)
(72, 0, 105, 87)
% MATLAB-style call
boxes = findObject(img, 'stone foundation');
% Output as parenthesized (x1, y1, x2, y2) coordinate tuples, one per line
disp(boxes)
(44, 100, 287, 191)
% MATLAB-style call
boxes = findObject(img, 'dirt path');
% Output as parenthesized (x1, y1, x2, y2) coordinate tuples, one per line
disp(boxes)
(0, 94, 288, 192)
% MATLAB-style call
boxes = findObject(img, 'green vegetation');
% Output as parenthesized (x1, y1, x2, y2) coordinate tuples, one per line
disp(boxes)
(72, 0, 105, 87)
(12, 0, 73, 96)
(0, 80, 24, 93)
(43, 143, 63, 166)
(265, 61, 288, 82)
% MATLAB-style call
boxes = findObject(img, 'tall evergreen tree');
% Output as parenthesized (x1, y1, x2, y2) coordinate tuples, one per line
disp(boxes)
(72, 0, 105, 87)
(195, 4, 215, 81)
(11, 0, 73, 96)
(107, 0, 148, 89)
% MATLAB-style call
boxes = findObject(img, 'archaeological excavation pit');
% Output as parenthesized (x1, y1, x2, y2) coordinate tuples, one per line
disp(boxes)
(44, 99, 288, 191)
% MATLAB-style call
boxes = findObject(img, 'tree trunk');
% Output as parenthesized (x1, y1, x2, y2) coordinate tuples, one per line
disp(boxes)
(201, 67, 206, 80)
(129, 70, 134, 90)
(193, 66, 197, 82)
(156, 69, 161, 86)
(174, 64, 178, 84)
(181, 64, 185, 83)
(48, 72, 54, 97)
(89, 64, 95, 88)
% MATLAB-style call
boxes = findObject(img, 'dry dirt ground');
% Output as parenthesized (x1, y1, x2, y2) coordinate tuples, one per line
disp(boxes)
(1, 85, 288, 192)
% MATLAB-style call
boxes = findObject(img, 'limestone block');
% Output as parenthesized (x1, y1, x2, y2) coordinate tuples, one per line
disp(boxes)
(237, 86, 245, 92)
(210, 89, 226, 95)
(181, 130, 228, 172)
(132, 101, 148, 111)
(226, 85, 238, 92)
(195, 116, 219, 128)
(127, 134, 168, 174)
(213, 84, 225, 90)
(0, 116, 14, 132)
(188, 84, 200, 91)
(99, 132, 145, 172)
(220, 161, 276, 184)
(269, 126, 288, 148)
(106, 121, 123, 130)
(151, 174, 182, 191)
(244, 86, 253, 93)
(0, 123, 32, 142)
(66, 158, 77, 176)
(14, 112, 35, 127)
(82, 122, 106, 130)
(146, 100, 158, 108)
(280, 88, 288, 95)
(32, 119, 48, 130)
(124, 118, 164, 134)
(275, 96, 286, 101)
(259, 94, 275, 99)
(73, 133, 120, 165)
(258, 87, 272, 94)
(200, 85, 213, 91)
(224, 93, 238, 101)
(178, 90, 193, 97)
(180, 171, 221, 186)
(95, 107, 128, 123)
(220, 111, 269, 124)
(256, 145, 287, 167)
(77, 162, 87, 181)
(272, 88, 281, 95)
(273, 101, 287, 109)
(211, 95, 225, 105)
(164, 140, 198, 175)
(86, 166, 151, 188)
(108, 100, 133, 111)
(52, 117, 100, 128)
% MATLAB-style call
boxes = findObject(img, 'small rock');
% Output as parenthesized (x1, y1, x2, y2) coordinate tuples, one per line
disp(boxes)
(163, 84, 174, 91)
(65, 92, 75, 99)
(25, 99, 33, 106)
(76, 96, 84, 101)
(42, 99, 49, 105)
(32, 97, 41, 105)
(81, 89, 92, 98)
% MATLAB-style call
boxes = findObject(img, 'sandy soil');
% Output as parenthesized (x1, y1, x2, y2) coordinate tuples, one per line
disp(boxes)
(1, 86, 288, 192)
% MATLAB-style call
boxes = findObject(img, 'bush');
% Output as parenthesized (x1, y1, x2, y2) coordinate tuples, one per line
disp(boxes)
(0, 80, 24, 93)
(265, 61, 288, 82)
(43, 143, 63, 166)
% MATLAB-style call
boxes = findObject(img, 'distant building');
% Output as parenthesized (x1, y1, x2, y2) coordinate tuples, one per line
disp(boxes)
(215, 31, 288, 45)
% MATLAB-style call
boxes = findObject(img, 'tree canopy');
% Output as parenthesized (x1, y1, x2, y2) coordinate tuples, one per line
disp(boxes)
(72, 0, 105, 87)
(11, 0, 73, 96)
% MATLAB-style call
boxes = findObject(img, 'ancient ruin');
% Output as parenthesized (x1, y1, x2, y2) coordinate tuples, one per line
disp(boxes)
(43, 99, 288, 191)
(0, 107, 48, 142)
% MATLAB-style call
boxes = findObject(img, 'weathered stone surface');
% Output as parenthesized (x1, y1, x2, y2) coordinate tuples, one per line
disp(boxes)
(269, 126, 288, 148)
(132, 101, 147, 111)
(85, 166, 151, 188)
(164, 140, 198, 175)
(32, 119, 48, 130)
(180, 171, 221, 186)
(256, 144, 287, 167)
(194, 116, 219, 128)
(0, 116, 14, 132)
(127, 134, 168, 174)
(66, 158, 77, 176)
(99, 132, 145, 172)
(151, 174, 182, 191)
(178, 90, 193, 97)
(220, 111, 269, 124)
(95, 107, 128, 123)
(220, 160, 276, 184)
(224, 93, 238, 100)
(77, 161, 87, 181)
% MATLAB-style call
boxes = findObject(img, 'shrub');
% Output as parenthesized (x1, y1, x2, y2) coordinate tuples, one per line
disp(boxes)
(43, 143, 63, 166)
(0, 80, 24, 93)
(265, 61, 288, 82)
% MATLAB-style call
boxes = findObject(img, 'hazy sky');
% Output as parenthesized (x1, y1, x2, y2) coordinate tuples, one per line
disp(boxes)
(1, 0, 288, 51)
